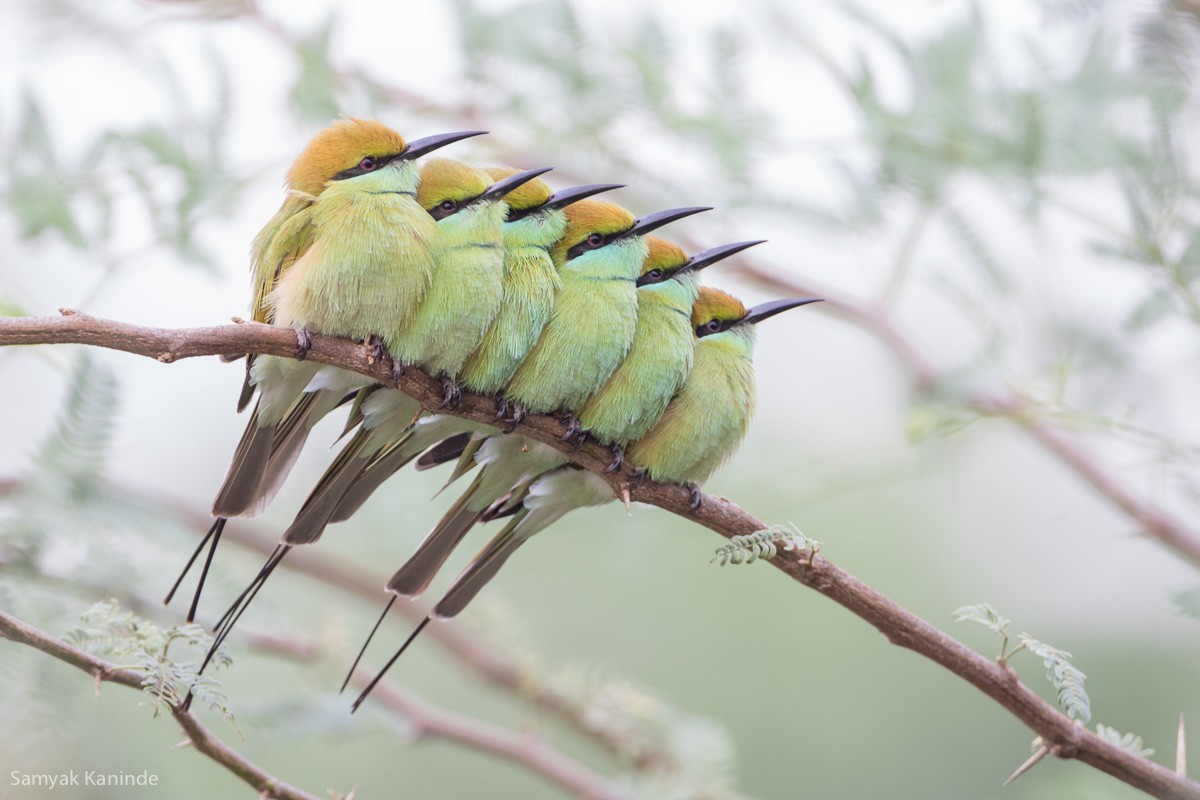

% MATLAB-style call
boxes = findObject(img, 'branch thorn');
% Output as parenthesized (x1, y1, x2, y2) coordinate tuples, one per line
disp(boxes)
(1179, 713, 1188, 777)
(1004, 740, 1051, 786)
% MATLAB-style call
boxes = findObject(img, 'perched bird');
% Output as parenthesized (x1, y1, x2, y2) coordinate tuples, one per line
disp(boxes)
(381, 206, 710, 601)
(500, 200, 711, 420)
(574, 237, 765, 466)
(165, 119, 483, 622)
(197, 159, 550, 667)
(277, 175, 627, 543)
(349, 287, 823, 710)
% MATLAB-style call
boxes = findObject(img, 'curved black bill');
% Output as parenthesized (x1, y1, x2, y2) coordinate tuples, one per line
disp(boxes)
(679, 239, 767, 275)
(739, 297, 823, 326)
(541, 182, 625, 212)
(508, 182, 624, 222)
(477, 166, 554, 203)
(403, 130, 487, 161)
(616, 206, 712, 241)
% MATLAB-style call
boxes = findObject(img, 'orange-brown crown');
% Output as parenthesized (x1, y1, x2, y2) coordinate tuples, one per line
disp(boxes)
(550, 199, 636, 264)
(416, 158, 492, 210)
(484, 166, 552, 211)
(285, 117, 408, 196)
(641, 236, 688, 276)
(691, 286, 747, 328)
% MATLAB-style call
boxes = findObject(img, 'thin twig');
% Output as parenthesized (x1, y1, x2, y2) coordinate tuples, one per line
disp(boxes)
(0, 609, 324, 800)
(1, 313, 1197, 799)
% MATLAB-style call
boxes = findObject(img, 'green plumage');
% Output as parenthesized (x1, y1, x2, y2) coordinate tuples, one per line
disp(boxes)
(458, 209, 566, 394)
(575, 272, 698, 445)
(625, 325, 758, 485)
(267, 162, 436, 347)
(503, 236, 646, 413)
(389, 188, 507, 376)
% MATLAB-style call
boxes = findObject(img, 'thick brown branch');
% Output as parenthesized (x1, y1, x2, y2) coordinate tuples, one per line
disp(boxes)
(0, 609, 323, 800)
(2, 312, 1197, 800)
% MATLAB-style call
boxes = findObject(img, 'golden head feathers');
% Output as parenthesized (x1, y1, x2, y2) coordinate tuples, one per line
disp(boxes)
(551, 199, 636, 264)
(484, 166, 552, 211)
(641, 236, 688, 277)
(286, 118, 408, 196)
(692, 286, 747, 328)
(417, 158, 493, 210)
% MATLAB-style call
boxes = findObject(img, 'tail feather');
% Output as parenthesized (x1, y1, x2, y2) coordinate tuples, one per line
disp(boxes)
(327, 433, 421, 523)
(415, 432, 474, 471)
(251, 387, 346, 517)
(237, 356, 256, 412)
(339, 385, 379, 441)
(441, 434, 487, 486)
(282, 431, 370, 544)
(432, 511, 529, 619)
(211, 406, 274, 518)
(385, 473, 487, 597)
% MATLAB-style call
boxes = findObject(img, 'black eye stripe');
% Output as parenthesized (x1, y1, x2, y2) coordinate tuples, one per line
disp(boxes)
(565, 232, 611, 261)
(331, 152, 403, 181)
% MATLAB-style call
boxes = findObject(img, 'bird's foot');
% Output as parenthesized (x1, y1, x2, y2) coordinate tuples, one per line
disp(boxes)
(628, 468, 648, 491)
(440, 377, 462, 408)
(294, 328, 312, 361)
(604, 444, 625, 473)
(686, 482, 703, 513)
(390, 358, 407, 387)
(366, 334, 387, 365)
(559, 415, 585, 448)
(494, 397, 510, 422)
(500, 401, 527, 433)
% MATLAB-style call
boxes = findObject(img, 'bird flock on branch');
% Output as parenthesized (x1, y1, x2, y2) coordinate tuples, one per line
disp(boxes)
(163, 117, 821, 711)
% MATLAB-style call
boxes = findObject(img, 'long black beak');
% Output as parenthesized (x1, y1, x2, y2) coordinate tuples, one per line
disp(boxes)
(476, 166, 554, 203)
(678, 239, 766, 276)
(508, 182, 625, 222)
(541, 182, 625, 212)
(738, 297, 823, 326)
(402, 130, 487, 161)
(615, 206, 712, 241)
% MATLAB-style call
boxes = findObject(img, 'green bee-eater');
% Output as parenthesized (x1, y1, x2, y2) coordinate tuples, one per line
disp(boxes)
(380, 208, 711, 600)
(277, 177, 624, 546)
(349, 288, 822, 709)
(574, 237, 765, 465)
(500, 201, 709, 418)
(192, 160, 551, 672)
(167, 120, 483, 621)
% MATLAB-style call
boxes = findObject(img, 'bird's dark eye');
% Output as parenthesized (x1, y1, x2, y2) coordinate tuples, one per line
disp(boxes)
(587, 233, 605, 247)
(359, 157, 377, 171)
(706, 319, 721, 331)
(647, 269, 663, 280)
(440, 200, 457, 211)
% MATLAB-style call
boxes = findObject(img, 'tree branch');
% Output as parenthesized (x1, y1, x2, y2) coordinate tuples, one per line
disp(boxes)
(2, 311, 1197, 800)
(243, 629, 632, 800)
(0, 609, 324, 800)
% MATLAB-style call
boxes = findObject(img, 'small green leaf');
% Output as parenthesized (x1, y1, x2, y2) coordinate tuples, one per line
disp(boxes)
(952, 603, 1010, 635)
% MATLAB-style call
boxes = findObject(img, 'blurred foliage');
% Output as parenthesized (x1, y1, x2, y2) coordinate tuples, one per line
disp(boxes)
(65, 599, 236, 723)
